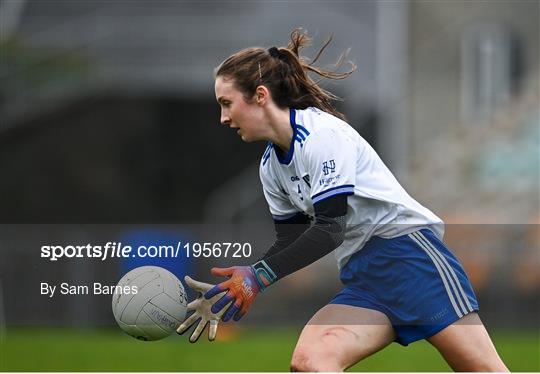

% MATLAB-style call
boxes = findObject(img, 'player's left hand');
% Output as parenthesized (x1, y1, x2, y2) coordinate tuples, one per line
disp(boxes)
(205, 266, 260, 322)
(176, 275, 231, 343)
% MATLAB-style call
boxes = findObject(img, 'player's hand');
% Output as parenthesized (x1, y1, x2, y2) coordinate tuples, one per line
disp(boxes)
(176, 275, 231, 343)
(204, 266, 261, 322)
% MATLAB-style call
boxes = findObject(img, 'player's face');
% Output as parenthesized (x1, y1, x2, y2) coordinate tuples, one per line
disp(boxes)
(215, 76, 267, 142)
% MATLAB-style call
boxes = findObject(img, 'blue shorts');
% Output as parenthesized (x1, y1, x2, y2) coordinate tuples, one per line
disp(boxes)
(330, 229, 479, 346)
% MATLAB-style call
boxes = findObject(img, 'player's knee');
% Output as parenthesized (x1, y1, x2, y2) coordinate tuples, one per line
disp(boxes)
(291, 325, 370, 371)
(291, 329, 352, 372)
(290, 347, 311, 372)
(290, 346, 341, 372)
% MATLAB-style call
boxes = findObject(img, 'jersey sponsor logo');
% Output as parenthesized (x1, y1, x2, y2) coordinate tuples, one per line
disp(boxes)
(319, 174, 341, 187)
(290, 175, 300, 182)
(302, 174, 311, 187)
(322, 159, 336, 175)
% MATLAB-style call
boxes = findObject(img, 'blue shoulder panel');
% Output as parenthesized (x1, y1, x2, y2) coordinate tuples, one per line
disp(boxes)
(262, 142, 273, 166)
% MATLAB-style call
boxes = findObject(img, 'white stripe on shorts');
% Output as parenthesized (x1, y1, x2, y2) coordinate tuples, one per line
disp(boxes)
(411, 232, 468, 316)
(416, 231, 474, 313)
(408, 232, 464, 318)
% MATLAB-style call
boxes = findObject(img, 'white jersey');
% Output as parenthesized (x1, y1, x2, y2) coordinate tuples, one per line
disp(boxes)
(259, 107, 444, 269)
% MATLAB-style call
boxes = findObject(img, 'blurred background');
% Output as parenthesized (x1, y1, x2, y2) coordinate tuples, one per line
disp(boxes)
(0, 0, 538, 371)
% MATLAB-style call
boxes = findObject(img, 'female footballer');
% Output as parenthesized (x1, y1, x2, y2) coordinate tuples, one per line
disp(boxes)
(177, 29, 508, 372)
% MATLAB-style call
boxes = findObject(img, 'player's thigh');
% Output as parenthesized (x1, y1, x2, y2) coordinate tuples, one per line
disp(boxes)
(292, 304, 396, 370)
(427, 312, 508, 372)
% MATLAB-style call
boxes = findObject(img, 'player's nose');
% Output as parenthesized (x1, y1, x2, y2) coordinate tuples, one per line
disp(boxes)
(220, 113, 231, 126)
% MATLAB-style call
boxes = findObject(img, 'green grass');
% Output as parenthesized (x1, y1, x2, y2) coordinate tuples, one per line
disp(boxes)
(1, 328, 538, 371)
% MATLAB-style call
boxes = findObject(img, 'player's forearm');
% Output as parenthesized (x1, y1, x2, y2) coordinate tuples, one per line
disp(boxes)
(256, 214, 346, 282)
(259, 212, 311, 260)
(260, 222, 311, 260)
(252, 195, 348, 290)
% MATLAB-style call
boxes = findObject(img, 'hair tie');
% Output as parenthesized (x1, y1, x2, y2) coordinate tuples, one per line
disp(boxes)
(268, 47, 280, 58)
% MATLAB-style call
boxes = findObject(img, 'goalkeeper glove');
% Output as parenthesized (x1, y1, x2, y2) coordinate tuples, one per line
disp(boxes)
(204, 260, 277, 322)
(176, 275, 232, 343)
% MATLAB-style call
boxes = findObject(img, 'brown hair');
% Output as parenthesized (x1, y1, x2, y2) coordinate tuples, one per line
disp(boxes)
(214, 28, 356, 121)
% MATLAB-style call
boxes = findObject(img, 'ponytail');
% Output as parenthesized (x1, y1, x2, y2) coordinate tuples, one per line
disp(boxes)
(214, 28, 356, 121)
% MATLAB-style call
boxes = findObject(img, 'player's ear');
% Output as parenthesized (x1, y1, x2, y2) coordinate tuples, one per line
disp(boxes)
(255, 85, 270, 105)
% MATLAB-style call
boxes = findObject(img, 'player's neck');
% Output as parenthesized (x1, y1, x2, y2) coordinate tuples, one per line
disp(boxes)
(267, 107, 293, 153)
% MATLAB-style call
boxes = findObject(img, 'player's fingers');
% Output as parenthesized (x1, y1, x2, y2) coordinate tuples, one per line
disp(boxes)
(233, 311, 244, 321)
(184, 275, 213, 292)
(208, 320, 218, 341)
(222, 302, 240, 322)
(204, 283, 228, 299)
(186, 298, 200, 311)
(233, 305, 250, 321)
(176, 312, 200, 334)
(214, 298, 234, 319)
(210, 293, 234, 314)
(189, 320, 209, 343)
(210, 267, 234, 277)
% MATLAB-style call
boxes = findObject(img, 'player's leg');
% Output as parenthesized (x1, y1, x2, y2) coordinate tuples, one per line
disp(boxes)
(427, 312, 509, 371)
(290, 304, 396, 372)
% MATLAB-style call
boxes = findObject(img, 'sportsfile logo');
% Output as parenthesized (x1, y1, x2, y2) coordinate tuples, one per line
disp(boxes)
(40, 242, 182, 261)
(322, 160, 336, 175)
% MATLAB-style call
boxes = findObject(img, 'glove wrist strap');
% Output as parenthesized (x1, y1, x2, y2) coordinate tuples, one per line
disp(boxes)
(251, 260, 277, 291)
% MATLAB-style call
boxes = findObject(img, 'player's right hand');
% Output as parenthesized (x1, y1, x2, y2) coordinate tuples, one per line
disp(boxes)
(204, 266, 261, 322)
(176, 275, 231, 343)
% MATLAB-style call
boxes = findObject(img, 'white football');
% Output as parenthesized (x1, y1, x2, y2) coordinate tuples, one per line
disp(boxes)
(112, 266, 188, 341)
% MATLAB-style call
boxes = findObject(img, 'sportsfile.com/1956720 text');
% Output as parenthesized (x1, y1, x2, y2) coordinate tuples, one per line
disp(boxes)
(40, 242, 252, 261)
